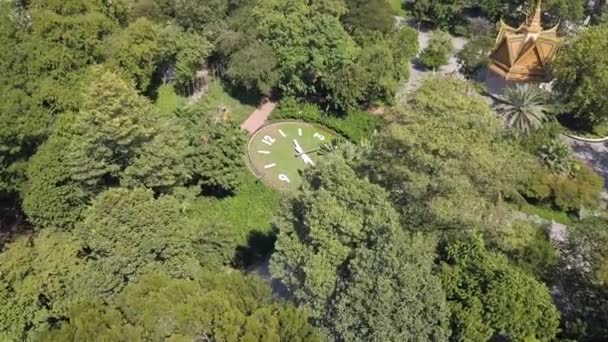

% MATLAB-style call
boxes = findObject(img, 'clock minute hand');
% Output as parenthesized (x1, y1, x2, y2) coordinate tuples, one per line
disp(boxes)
(293, 139, 304, 154)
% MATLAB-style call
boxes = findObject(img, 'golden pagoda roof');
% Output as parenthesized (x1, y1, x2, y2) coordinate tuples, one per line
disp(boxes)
(489, 0, 560, 82)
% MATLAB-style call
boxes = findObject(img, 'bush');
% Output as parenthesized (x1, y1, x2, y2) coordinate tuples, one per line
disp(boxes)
(523, 162, 604, 212)
(486, 220, 558, 278)
(456, 35, 494, 78)
(419, 31, 453, 70)
(271, 98, 382, 142)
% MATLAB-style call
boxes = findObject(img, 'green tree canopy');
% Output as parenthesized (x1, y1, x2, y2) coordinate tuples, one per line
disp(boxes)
(326, 232, 451, 341)
(342, 0, 396, 35)
(554, 24, 608, 130)
(364, 76, 534, 229)
(0, 230, 85, 341)
(441, 236, 560, 341)
(74, 187, 210, 296)
(105, 18, 160, 91)
(40, 272, 322, 342)
(22, 68, 201, 228)
(271, 156, 451, 340)
(176, 105, 247, 195)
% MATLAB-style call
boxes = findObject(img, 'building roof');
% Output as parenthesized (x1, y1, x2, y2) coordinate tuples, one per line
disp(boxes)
(488, 0, 560, 82)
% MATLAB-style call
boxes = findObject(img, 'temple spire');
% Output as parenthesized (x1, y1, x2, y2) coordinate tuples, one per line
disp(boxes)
(527, 0, 543, 33)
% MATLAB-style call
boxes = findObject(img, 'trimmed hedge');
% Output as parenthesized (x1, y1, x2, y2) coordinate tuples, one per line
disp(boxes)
(270, 98, 381, 142)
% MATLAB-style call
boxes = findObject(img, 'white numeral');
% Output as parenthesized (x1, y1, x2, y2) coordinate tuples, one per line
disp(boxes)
(262, 135, 276, 146)
(278, 174, 290, 183)
(313, 133, 326, 141)
(298, 128, 302, 136)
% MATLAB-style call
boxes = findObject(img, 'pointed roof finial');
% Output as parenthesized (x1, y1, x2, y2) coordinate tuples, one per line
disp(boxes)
(527, 0, 543, 33)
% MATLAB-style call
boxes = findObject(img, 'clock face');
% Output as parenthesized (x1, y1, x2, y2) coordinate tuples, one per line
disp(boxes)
(247, 121, 335, 191)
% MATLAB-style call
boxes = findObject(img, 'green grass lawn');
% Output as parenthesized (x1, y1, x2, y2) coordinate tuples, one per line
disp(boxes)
(247, 122, 335, 191)
(200, 81, 257, 123)
(156, 84, 187, 115)
(188, 173, 281, 259)
(517, 203, 576, 226)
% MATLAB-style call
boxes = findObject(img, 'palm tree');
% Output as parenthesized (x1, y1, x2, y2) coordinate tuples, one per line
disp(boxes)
(497, 83, 548, 134)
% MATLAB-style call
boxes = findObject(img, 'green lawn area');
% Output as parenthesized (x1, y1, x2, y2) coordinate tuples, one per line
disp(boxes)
(187, 173, 281, 253)
(156, 84, 187, 115)
(516, 203, 576, 226)
(199, 81, 257, 123)
(247, 122, 335, 191)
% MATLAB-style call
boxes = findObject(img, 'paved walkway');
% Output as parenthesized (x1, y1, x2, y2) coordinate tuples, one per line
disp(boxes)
(565, 137, 608, 200)
(241, 101, 277, 134)
(397, 24, 468, 102)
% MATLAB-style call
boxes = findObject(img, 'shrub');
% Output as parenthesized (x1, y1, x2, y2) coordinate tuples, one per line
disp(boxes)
(523, 162, 604, 212)
(418, 30, 453, 70)
(271, 98, 381, 142)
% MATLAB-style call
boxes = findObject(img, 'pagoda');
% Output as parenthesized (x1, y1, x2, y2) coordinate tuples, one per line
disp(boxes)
(488, 0, 559, 82)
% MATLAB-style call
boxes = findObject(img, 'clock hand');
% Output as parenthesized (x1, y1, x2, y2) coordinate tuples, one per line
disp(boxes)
(295, 148, 320, 157)
(302, 153, 315, 166)
(293, 139, 304, 154)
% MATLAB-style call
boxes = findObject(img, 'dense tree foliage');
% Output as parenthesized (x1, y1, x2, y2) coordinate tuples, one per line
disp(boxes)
(342, 0, 396, 34)
(441, 236, 560, 341)
(40, 272, 321, 342)
(1, 0, 607, 341)
(271, 157, 450, 339)
(364, 77, 533, 229)
(554, 24, 608, 130)
(23, 69, 160, 228)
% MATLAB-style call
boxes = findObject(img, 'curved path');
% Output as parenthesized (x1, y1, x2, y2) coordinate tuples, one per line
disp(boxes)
(241, 101, 277, 134)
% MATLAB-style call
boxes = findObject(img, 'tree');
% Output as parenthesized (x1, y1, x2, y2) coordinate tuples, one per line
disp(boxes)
(364, 76, 534, 229)
(40, 272, 322, 342)
(225, 41, 280, 96)
(326, 27, 417, 110)
(413, 0, 467, 29)
(173, 0, 228, 32)
(271, 156, 400, 317)
(0, 230, 86, 341)
(105, 18, 160, 91)
(74, 188, 213, 296)
(271, 157, 451, 339)
(22, 69, 158, 228)
(498, 84, 549, 134)
(456, 35, 494, 78)
(326, 232, 451, 341)
(121, 121, 192, 193)
(342, 0, 396, 35)
(0, 0, 119, 193)
(177, 105, 247, 195)
(441, 236, 560, 341)
(158, 25, 213, 90)
(418, 31, 453, 70)
(554, 25, 608, 130)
